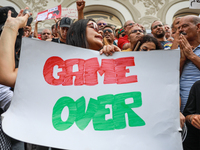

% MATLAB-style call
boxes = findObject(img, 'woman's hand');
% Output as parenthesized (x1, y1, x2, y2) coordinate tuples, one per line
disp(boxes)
(99, 45, 121, 56)
(4, 7, 30, 31)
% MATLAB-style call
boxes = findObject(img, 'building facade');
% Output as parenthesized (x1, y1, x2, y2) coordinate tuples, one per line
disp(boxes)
(1, 0, 200, 32)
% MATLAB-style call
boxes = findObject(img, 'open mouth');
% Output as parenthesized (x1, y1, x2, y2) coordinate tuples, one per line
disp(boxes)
(105, 35, 110, 38)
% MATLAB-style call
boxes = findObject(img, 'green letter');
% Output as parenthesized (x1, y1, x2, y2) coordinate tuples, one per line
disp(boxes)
(52, 96, 76, 131)
(113, 92, 145, 129)
(93, 94, 115, 131)
(75, 96, 99, 130)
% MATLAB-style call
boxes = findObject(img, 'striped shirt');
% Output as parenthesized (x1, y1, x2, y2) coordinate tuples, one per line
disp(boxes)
(180, 45, 200, 112)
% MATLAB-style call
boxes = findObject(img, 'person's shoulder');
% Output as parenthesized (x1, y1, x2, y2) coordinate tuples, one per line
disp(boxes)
(122, 48, 132, 52)
(51, 38, 59, 42)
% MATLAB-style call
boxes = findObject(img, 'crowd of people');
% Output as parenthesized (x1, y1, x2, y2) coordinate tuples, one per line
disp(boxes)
(0, 0, 200, 149)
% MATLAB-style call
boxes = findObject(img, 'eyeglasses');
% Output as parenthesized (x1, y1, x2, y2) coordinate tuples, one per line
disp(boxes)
(103, 29, 113, 33)
(129, 29, 143, 35)
(152, 24, 163, 29)
(125, 23, 135, 27)
(87, 22, 99, 32)
(121, 34, 126, 37)
(42, 32, 50, 35)
(97, 23, 107, 26)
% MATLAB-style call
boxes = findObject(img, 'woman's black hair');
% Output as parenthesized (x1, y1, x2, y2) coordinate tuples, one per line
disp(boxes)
(133, 35, 163, 51)
(66, 18, 95, 48)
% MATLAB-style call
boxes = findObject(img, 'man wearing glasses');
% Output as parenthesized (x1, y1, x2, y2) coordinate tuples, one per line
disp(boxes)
(151, 20, 172, 49)
(96, 18, 107, 30)
(102, 25, 116, 46)
(118, 20, 135, 50)
(122, 26, 144, 51)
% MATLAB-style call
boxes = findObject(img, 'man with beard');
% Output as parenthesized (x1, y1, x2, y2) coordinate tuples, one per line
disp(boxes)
(122, 25, 144, 51)
(102, 25, 116, 46)
(151, 21, 172, 49)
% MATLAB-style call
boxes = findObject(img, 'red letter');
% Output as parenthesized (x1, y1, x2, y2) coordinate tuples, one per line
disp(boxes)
(98, 59, 116, 84)
(43, 56, 65, 85)
(84, 58, 100, 85)
(115, 57, 137, 84)
(62, 59, 84, 86)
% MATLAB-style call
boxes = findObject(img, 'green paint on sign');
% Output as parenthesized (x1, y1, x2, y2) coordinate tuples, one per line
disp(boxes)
(52, 92, 145, 131)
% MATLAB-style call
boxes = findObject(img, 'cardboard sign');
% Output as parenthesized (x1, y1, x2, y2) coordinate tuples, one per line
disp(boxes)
(35, 5, 61, 21)
(189, 0, 200, 9)
(61, 8, 78, 19)
(2, 38, 182, 150)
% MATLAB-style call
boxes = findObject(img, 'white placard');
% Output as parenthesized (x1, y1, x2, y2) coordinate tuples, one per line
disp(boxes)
(2, 38, 182, 150)
(189, 0, 200, 9)
(61, 8, 78, 19)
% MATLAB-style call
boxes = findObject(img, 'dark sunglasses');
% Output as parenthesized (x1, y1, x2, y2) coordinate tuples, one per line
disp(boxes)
(103, 29, 113, 33)
(129, 29, 143, 35)
(152, 24, 163, 29)
(97, 23, 107, 26)
(87, 22, 99, 32)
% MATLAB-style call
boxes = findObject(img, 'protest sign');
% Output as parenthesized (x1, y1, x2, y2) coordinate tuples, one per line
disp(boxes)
(2, 38, 182, 150)
(189, 0, 200, 9)
(35, 5, 61, 21)
(61, 8, 78, 19)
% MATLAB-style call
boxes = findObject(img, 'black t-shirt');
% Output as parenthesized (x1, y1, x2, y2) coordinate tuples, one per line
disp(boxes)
(51, 38, 65, 44)
(183, 80, 200, 150)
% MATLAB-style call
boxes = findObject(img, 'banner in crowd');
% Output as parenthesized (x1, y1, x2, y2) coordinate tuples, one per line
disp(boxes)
(2, 38, 182, 150)
(35, 5, 61, 21)
(189, 0, 200, 9)
(61, 8, 78, 19)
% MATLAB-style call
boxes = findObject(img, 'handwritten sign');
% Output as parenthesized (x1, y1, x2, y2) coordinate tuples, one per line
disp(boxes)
(35, 5, 61, 21)
(61, 8, 78, 19)
(2, 38, 182, 150)
(189, 0, 200, 9)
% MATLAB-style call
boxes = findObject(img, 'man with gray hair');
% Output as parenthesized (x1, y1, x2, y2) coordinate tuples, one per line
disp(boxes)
(96, 18, 107, 30)
(118, 20, 135, 50)
(178, 15, 200, 150)
(179, 15, 200, 112)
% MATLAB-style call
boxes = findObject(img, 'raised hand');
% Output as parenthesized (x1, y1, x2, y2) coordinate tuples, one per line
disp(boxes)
(76, 0, 85, 12)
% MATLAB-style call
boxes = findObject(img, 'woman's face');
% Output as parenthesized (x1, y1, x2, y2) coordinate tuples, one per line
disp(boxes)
(86, 21, 103, 50)
(139, 42, 156, 51)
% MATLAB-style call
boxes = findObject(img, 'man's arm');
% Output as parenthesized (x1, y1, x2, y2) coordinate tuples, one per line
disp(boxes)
(122, 43, 131, 50)
(33, 21, 40, 38)
(171, 29, 179, 50)
(186, 114, 200, 129)
(76, 0, 85, 20)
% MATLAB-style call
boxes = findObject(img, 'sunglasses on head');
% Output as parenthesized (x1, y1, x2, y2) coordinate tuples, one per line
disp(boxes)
(103, 29, 113, 33)
(152, 24, 163, 29)
(87, 22, 99, 32)
(125, 23, 135, 27)
(97, 23, 107, 26)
